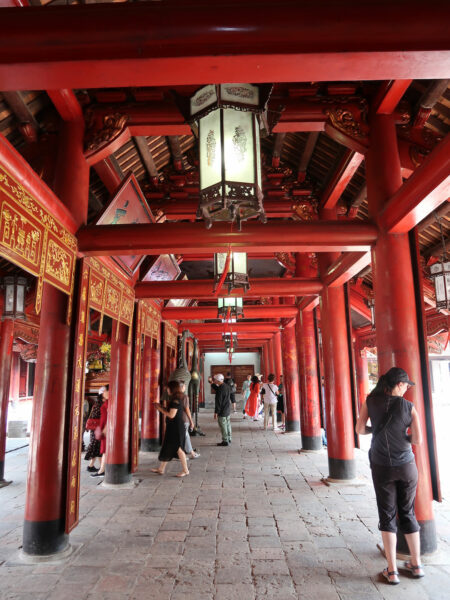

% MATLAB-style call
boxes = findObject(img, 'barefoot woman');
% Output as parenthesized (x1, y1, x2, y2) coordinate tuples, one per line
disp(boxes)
(152, 379, 189, 477)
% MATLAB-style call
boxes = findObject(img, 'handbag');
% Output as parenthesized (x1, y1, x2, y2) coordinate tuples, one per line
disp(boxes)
(94, 425, 103, 441)
(86, 418, 100, 431)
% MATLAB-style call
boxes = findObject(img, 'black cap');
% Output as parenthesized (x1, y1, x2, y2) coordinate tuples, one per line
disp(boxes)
(385, 367, 415, 387)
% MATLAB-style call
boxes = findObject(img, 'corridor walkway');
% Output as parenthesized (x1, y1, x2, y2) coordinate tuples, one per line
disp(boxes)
(1, 411, 450, 600)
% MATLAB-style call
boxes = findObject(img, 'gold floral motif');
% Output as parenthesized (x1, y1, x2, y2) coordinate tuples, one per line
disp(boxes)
(1, 202, 42, 266)
(0, 166, 77, 250)
(45, 239, 71, 286)
(105, 285, 120, 314)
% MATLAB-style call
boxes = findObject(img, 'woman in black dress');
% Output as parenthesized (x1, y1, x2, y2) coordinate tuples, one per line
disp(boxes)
(356, 367, 423, 585)
(84, 390, 104, 472)
(151, 380, 189, 477)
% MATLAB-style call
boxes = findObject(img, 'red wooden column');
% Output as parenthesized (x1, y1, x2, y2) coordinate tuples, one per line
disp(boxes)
(105, 320, 132, 484)
(281, 299, 300, 433)
(0, 319, 14, 485)
(262, 343, 270, 378)
(296, 254, 322, 450)
(23, 284, 71, 555)
(355, 345, 370, 406)
(140, 336, 153, 451)
(142, 338, 161, 451)
(366, 113, 436, 553)
(273, 331, 283, 386)
(268, 338, 276, 376)
(318, 211, 356, 480)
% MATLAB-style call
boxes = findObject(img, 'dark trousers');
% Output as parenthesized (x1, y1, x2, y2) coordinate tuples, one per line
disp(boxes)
(371, 460, 420, 534)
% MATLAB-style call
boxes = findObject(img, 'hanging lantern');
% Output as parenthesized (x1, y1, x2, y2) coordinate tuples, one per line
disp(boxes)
(429, 214, 450, 311)
(430, 260, 450, 310)
(1, 276, 27, 319)
(366, 295, 376, 330)
(217, 297, 244, 321)
(178, 83, 272, 229)
(214, 252, 249, 293)
(223, 332, 238, 350)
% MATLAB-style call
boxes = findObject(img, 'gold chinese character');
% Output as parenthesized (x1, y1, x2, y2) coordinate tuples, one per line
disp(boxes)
(71, 450, 77, 467)
(78, 333, 84, 346)
(70, 501, 75, 514)
(75, 378, 80, 394)
(73, 425, 78, 440)
(77, 356, 83, 369)
(71, 475, 76, 488)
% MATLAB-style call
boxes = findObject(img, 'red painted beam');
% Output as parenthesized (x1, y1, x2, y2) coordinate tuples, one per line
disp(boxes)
(162, 305, 298, 320)
(321, 252, 371, 287)
(349, 290, 372, 321)
(0, 2, 449, 90)
(320, 151, 364, 210)
(47, 89, 83, 123)
(136, 277, 322, 300)
(374, 80, 413, 114)
(187, 323, 279, 333)
(78, 221, 378, 256)
(297, 296, 320, 312)
(378, 133, 450, 233)
(0, 132, 77, 233)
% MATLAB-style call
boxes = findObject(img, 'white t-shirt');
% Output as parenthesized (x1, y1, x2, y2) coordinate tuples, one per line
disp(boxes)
(261, 383, 279, 404)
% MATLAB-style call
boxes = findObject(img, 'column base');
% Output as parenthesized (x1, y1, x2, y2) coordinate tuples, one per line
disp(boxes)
(301, 435, 322, 451)
(140, 438, 161, 452)
(328, 456, 356, 480)
(285, 420, 300, 433)
(397, 518, 437, 556)
(105, 463, 131, 485)
(22, 519, 68, 556)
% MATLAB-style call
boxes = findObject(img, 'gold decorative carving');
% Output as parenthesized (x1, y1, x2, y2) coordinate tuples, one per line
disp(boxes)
(45, 239, 71, 286)
(85, 110, 129, 152)
(325, 107, 366, 139)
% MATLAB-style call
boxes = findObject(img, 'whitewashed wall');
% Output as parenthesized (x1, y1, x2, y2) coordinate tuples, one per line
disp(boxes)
(203, 352, 260, 407)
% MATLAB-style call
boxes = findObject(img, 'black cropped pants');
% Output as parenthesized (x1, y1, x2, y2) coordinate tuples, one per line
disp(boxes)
(370, 460, 420, 534)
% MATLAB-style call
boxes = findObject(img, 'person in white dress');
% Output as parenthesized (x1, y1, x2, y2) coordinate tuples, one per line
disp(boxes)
(261, 374, 279, 431)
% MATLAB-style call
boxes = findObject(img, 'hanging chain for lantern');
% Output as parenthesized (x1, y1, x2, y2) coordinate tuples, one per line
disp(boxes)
(429, 213, 450, 310)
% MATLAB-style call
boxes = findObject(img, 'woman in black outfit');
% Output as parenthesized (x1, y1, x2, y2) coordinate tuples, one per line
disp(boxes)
(84, 391, 103, 472)
(151, 380, 189, 477)
(356, 367, 424, 585)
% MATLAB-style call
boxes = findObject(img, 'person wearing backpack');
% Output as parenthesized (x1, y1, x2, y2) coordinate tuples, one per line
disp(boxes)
(225, 372, 237, 413)
(356, 367, 423, 586)
(261, 373, 279, 431)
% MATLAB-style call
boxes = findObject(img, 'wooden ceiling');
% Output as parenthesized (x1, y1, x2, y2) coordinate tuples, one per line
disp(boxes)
(0, 80, 449, 312)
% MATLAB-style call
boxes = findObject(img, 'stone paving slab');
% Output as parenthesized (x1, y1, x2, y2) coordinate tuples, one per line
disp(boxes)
(1, 411, 450, 599)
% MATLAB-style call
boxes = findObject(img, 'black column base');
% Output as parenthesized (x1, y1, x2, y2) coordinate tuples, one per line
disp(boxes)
(140, 438, 161, 452)
(301, 435, 322, 451)
(23, 518, 68, 556)
(105, 463, 131, 485)
(328, 456, 356, 480)
(397, 518, 437, 555)
(285, 420, 300, 433)
(0, 459, 4, 481)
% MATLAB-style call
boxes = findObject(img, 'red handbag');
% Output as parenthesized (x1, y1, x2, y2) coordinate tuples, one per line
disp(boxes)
(86, 418, 100, 431)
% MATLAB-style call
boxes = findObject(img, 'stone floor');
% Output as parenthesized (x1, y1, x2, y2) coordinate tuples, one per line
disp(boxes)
(1, 410, 450, 600)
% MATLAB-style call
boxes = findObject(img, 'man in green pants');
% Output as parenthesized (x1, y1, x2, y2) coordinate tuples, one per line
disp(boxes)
(209, 373, 232, 447)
